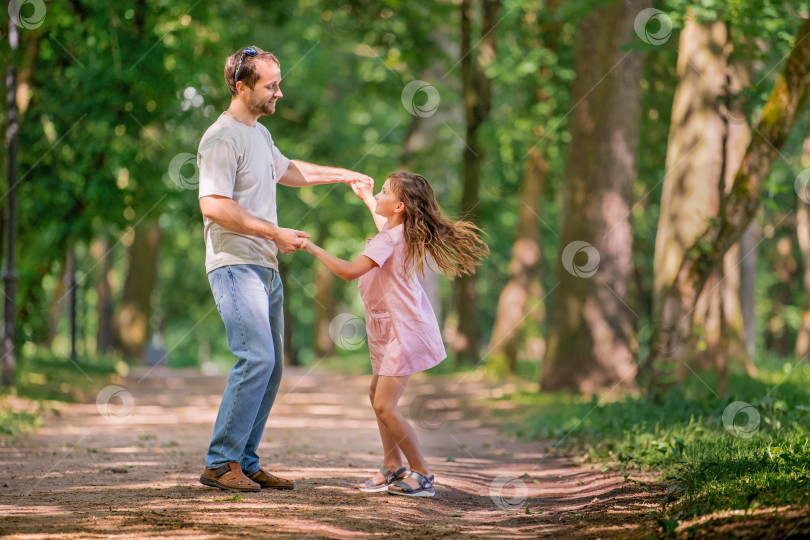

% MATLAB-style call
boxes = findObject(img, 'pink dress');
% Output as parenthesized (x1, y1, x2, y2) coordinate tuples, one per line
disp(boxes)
(358, 223, 447, 376)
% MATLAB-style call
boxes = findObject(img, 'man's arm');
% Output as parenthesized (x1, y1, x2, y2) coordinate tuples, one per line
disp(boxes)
(279, 160, 373, 188)
(199, 195, 309, 254)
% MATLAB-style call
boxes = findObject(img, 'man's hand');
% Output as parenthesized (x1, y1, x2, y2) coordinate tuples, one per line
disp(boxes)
(341, 172, 374, 188)
(272, 227, 310, 254)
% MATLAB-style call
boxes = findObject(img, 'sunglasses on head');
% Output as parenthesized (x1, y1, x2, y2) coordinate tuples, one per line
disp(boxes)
(234, 46, 260, 87)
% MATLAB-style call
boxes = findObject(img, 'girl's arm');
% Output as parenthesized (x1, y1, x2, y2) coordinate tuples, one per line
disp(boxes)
(301, 239, 377, 281)
(350, 179, 386, 232)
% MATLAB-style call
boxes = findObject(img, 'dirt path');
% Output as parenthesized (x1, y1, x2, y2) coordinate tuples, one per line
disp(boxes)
(0, 366, 664, 538)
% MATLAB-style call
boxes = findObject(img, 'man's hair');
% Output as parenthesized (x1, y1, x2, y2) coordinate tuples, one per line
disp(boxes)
(224, 47, 280, 96)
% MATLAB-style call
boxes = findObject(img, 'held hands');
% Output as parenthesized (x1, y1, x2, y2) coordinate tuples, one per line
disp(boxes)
(273, 227, 311, 254)
(349, 176, 374, 201)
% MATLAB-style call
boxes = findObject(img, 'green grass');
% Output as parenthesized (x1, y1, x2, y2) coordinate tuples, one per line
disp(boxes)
(494, 356, 810, 521)
(0, 348, 124, 444)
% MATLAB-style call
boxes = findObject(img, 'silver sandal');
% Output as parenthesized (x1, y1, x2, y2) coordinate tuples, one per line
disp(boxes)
(387, 471, 435, 497)
(358, 466, 407, 492)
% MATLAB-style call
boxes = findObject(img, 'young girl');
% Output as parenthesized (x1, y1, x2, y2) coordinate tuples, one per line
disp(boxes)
(299, 172, 488, 498)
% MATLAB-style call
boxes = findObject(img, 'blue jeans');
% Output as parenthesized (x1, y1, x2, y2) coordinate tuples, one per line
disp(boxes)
(206, 264, 284, 475)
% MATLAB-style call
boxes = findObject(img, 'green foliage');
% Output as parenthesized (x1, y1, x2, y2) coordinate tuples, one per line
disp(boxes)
(0, 348, 122, 443)
(4, 0, 810, 372)
(10, 347, 123, 402)
(498, 356, 810, 519)
(0, 398, 43, 445)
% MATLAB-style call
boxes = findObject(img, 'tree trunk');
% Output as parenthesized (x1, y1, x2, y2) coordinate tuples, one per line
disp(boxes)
(766, 233, 797, 356)
(314, 263, 336, 357)
(95, 237, 114, 355)
(452, 0, 499, 364)
(114, 224, 161, 360)
(47, 255, 67, 346)
(487, 0, 558, 374)
(488, 148, 546, 372)
(740, 221, 759, 358)
(541, 0, 649, 393)
(795, 137, 810, 357)
(721, 47, 757, 380)
(648, 17, 810, 395)
(797, 197, 810, 357)
(277, 258, 300, 366)
(651, 15, 726, 377)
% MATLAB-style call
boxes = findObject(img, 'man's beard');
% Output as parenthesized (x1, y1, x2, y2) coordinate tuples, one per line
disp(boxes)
(248, 93, 274, 116)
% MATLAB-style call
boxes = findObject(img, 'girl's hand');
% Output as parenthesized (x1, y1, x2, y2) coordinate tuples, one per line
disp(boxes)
(349, 177, 374, 201)
(298, 238, 310, 252)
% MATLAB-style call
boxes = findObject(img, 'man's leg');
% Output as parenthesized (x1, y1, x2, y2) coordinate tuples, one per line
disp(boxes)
(206, 265, 276, 470)
(240, 267, 285, 475)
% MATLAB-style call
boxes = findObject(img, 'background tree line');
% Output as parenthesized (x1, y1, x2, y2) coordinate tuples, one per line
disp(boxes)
(2, 0, 810, 399)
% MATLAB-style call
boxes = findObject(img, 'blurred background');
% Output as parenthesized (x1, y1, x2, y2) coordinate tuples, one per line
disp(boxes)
(1, 0, 809, 396)
(5, 2, 810, 530)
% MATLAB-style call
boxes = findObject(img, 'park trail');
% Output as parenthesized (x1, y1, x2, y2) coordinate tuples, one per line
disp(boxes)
(0, 366, 667, 539)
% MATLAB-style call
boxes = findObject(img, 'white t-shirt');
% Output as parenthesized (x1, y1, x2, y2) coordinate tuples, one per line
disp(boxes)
(197, 115, 291, 273)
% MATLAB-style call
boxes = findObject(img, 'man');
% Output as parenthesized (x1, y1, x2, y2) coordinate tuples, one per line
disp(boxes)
(197, 46, 372, 492)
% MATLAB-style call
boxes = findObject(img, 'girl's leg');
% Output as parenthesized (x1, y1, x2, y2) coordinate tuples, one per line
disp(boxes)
(373, 375, 431, 490)
(358, 375, 405, 487)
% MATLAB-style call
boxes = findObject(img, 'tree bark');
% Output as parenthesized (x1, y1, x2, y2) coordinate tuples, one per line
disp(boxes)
(721, 46, 757, 380)
(47, 255, 67, 346)
(648, 17, 810, 394)
(488, 148, 546, 372)
(797, 194, 810, 357)
(541, 0, 649, 393)
(95, 237, 114, 355)
(740, 221, 759, 357)
(314, 263, 336, 357)
(452, 0, 499, 364)
(276, 257, 300, 366)
(651, 15, 726, 375)
(114, 224, 161, 360)
(487, 0, 559, 374)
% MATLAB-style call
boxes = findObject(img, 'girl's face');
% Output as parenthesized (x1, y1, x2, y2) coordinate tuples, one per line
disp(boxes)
(374, 178, 405, 218)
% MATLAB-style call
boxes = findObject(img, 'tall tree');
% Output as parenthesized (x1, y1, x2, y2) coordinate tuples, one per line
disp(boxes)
(541, 0, 649, 392)
(796, 138, 810, 357)
(488, 0, 561, 373)
(452, 0, 499, 364)
(647, 17, 810, 394)
(650, 14, 732, 383)
(489, 148, 546, 372)
(114, 224, 161, 360)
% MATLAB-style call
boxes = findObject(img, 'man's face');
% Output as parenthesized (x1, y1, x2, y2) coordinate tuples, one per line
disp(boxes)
(243, 60, 283, 116)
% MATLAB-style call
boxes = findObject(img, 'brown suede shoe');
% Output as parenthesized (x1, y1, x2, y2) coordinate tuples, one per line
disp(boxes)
(246, 468, 294, 490)
(200, 462, 261, 492)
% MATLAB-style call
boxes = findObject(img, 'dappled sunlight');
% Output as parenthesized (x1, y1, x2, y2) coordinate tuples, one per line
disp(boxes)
(2, 368, 668, 538)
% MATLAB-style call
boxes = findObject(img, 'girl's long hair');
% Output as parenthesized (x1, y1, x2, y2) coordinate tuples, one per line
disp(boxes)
(388, 172, 489, 279)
